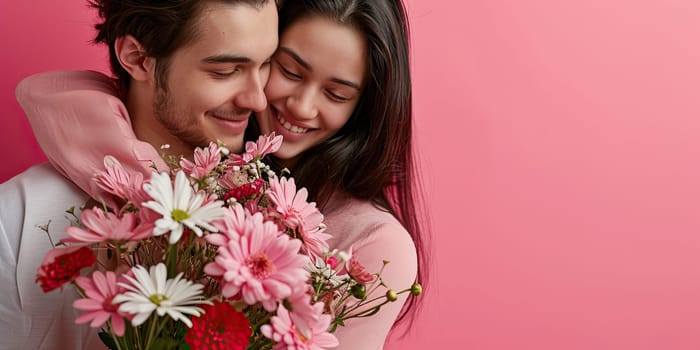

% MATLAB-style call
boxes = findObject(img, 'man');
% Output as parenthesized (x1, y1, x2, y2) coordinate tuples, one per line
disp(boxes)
(0, 0, 278, 348)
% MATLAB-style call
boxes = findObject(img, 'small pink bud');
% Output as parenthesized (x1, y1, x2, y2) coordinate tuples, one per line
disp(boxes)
(325, 256, 339, 269)
(347, 256, 375, 285)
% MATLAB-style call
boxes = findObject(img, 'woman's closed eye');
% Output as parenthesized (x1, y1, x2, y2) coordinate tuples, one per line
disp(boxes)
(277, 62, 302, 81)
(325, 89, 351, 102)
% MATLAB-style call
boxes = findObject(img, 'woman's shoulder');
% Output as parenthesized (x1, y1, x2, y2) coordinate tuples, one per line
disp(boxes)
(323, 194, 416, 270)
(323, 194, 407, 239)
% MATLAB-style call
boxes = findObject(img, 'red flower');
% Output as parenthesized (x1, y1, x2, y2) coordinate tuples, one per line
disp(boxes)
(36, 246, 96, 292)
(184, 301, 252, 350)
(222, 178, 264, 202)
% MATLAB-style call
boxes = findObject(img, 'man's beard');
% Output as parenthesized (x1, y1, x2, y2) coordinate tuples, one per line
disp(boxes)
(152, 85, 210, 149)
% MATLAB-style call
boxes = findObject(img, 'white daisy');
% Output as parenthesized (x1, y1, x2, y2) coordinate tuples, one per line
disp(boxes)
(307, 256, 347, 287)
(113, 263, 210, 328)
(142, 171, 226, 244)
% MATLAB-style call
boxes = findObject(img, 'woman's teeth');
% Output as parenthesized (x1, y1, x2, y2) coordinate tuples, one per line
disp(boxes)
(277, 114, 309, 134)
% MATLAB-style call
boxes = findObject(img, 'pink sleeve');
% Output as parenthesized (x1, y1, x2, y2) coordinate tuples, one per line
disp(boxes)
(334, 223, 418, 350)
(15, 70, 168, 201)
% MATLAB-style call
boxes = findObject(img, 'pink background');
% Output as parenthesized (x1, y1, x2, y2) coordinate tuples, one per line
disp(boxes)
(2, 0, 700, 349)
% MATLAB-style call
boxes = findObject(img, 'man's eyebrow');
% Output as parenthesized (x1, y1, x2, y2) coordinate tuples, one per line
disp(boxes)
(201, 54, 252, 64)
(278, 47, 361, 90)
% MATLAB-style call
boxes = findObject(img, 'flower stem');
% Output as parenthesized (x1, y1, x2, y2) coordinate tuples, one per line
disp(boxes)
(110, 332, 123, 350)
(144, 315, 158, 349)
(165, 244, 178, 278)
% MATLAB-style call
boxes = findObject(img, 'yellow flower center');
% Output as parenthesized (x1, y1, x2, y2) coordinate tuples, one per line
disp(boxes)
(149, 293, 168, 305)
(171, 209, 190, 222)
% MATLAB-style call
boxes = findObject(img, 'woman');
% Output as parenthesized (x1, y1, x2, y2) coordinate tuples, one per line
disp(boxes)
(22, 0, 428, 347)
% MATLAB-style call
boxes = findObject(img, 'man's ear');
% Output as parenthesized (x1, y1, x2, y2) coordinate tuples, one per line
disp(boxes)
(115, 35, 155, 82)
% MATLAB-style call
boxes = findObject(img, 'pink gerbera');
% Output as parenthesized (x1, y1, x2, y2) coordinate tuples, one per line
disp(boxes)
(205, 204, 250, 247)
(266, 177, 330, 257)
(73, 271, 128, 336)
(218, 169, 249, 189)
(346, 256, 375, 285)
(204, 212, 309, 311)
(245, 133, 283, 160)
(64, 208, 151, 243)
(261, 302, 339, 350)
(230, 133, 283, 165)
(94, 155, 148, 205)
(285, 289, 322, 327)
(180, 143, 222, 179)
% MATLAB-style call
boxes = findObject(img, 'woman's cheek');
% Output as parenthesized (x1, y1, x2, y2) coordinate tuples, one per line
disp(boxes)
(265, 73, 295, 101)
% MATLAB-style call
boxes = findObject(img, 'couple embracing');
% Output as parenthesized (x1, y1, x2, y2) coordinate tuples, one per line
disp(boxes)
(0, 1, 428, 349)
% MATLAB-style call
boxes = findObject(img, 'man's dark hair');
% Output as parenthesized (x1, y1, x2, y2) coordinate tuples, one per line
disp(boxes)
(89, 0, 273, 94)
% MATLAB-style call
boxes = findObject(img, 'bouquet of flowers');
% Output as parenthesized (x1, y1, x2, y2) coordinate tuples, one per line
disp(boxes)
(35, 133, 421, 350)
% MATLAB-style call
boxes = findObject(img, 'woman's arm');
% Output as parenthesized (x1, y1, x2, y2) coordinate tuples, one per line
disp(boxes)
(16, 70, 168, 201)
(333, 222, 419, 349)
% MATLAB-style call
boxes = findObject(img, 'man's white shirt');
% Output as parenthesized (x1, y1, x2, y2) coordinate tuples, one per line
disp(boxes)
(0, 163, 101, 349)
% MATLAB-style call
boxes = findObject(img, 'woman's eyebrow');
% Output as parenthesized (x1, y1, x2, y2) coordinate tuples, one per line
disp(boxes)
(278, 47, 311, 70)
(278, 47, 361, 90)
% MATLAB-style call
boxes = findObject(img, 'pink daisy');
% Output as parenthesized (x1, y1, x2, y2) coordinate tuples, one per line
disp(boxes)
(204, 212, 309, 311)
(246, 133, 283, 160)
(94, 155, 148, 205)
(284, 289, 322, 327)
(266, 177, 331, 257)
(218, 169, 249, 190)
(243, 198, 264, 215)
(261, 302, 339, 350)
(180, 143, 222, 179)
(73, 271, 128, 336)
(205, 204, 250, 247)
(346, 256, 375, 285)
(64, 208, 151, 243)
(229, 133, 283, 165)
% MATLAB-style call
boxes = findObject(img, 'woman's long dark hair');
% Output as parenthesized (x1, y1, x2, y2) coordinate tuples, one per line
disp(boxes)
(261, 0, 431, 331)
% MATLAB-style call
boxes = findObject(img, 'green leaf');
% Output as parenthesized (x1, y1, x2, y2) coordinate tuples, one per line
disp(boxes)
(97, 331, 118, 350)
(151, 335, 187, 350)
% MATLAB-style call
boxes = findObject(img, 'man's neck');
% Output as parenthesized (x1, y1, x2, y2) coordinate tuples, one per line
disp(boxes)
(125, 82, 194, 161)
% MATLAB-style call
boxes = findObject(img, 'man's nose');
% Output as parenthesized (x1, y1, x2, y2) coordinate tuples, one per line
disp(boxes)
(235, 71, 268, 112)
